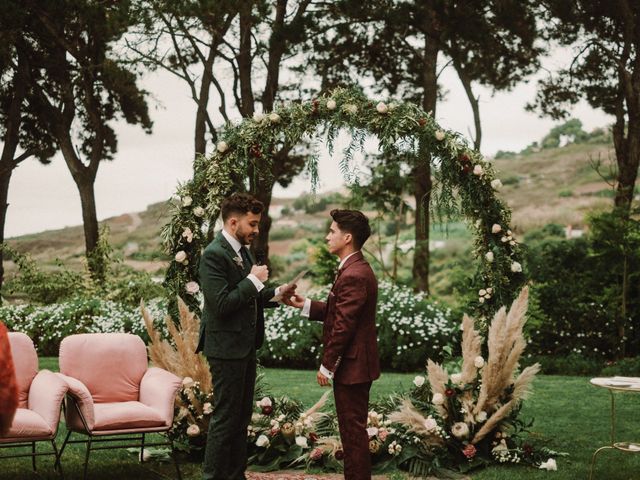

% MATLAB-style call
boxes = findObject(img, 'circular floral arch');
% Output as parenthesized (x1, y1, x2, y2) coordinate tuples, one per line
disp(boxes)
(162, 87, 524, 324)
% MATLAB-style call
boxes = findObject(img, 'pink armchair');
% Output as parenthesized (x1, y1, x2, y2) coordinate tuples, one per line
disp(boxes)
(57, 333, 182, 479)
(0, 332, 67, 476)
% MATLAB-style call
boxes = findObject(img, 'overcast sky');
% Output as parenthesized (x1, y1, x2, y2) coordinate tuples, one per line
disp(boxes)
(6, 49, 612, 238)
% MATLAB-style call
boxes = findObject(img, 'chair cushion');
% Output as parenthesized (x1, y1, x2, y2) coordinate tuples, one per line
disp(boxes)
(0, 408, 52, 442)
(59, 333, 147, 403)
(0, 324, 18, 434)
(93, 401, 166, 431)
(7, 332, 38, 409)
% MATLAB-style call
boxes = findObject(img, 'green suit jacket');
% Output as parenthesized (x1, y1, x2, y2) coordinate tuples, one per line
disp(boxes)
(196, 232, 277, 359)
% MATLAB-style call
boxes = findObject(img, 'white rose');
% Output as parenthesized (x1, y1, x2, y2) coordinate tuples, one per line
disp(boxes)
(424, 416, 438, 431)
(193, 206, 206, 217)
(376, 102, 388, 114)
(186, 424, 200, 437)
(539, 458, 557, 471)
(175, 251, 187, 264)
(491, 179, 503, 189)
(366, 426, 378, 437)
(182, 377, 194, 387)
(451, 422, 470, 439)
(473, 165, 484, 176)
(491, 224, 502, 234)
(501, 236, 509, 243)
(185, 281, 200, 294)
(485, 251, 494, 263)
(256, 435, 270, 447)
(182, 196, 193, 207)
(253, 112, 266, 123)
(474, 356, 485, 368)
(432, 393, 445, 405)
(326, 99, 337, 110)
(216, 141, 229, 153)
(413, 375, 425, 387)
(479, 297, 485, 304)
(435, 130, 445, 141)
(475, 411, 488, 423)
(295, 436, 309, 448)
(479, 289, 487, 296)
(511, 261, 522, 273)
(258, 397, 272, 408)
(487, 287, 493, 293)
(203, 402, 213, 415)
(451, 373, 462, 384)
(268, 112, 281, 123)
(182, 228, 193, 243)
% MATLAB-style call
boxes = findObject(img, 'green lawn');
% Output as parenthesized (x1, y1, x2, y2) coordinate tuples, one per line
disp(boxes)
(1, 361, 639, 479)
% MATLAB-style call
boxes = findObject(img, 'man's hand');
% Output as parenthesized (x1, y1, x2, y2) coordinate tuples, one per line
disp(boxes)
(283, 293, 306, 309)
(279, 283, 297, 299)
(316, 370, 331, 387)
(250, 264, 269, 282)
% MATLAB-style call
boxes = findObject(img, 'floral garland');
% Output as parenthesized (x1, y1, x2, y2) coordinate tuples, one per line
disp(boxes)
(161, 87, 525, 324)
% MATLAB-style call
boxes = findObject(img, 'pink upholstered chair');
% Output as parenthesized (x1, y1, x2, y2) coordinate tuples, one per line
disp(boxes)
(57, 333, 182, 479)
(0, 332, 67, 476)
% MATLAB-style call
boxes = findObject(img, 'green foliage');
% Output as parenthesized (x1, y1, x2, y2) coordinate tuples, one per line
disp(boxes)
(292, 194, 329, 214)
(269, 227, 297, 241)
(309, 240, 339, 286)
(1, 246, 83, 304)
(524, 212, 640, 359)
(86, 226, 115, 283)
(0, 297, 167, 355)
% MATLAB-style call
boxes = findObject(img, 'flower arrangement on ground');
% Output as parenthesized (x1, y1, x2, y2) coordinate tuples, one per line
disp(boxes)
(142, 297, 213, 457)
(248, 390, 332, 471)
(383, 287, 563, 475)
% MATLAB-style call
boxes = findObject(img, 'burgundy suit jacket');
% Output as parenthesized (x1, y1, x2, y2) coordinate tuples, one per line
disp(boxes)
(309, 251, 381, 385)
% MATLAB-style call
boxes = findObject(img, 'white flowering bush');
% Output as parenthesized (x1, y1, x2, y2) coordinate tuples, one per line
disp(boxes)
(1, 297, 168, 355)
(259, 281, 456, 371)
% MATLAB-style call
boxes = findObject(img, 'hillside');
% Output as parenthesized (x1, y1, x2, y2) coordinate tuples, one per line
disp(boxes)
(4, 140, 617, 277)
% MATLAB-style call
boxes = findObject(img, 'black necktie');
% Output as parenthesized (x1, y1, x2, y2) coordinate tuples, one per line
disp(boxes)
(240, 247, 252, 271)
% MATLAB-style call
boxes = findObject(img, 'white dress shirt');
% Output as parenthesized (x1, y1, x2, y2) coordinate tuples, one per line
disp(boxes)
(221, 229, 264, 292)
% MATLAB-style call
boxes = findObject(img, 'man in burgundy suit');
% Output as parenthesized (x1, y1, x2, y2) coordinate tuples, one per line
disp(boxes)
(285, 209, 380, 480)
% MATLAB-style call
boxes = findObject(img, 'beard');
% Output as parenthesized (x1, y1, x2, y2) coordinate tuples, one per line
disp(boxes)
(236, 228, 256, 245)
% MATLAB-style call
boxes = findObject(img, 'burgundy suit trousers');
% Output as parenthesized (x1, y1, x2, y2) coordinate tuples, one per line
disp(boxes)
(333, 381, 372, 480)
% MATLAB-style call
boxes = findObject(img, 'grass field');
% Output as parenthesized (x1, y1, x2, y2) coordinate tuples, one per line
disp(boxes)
(2, 361, 639, 479)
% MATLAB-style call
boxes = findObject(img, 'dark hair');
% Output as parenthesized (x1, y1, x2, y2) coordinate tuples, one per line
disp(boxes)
(330, 209, 371, 249)
(221, 193, 264, 221)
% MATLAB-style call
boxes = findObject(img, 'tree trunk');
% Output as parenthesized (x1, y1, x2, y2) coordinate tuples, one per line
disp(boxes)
(238, 4, 255, 118)
(0, 170, 14, 299)
(194, 47, 216, 157)
(251, 176, 274, 265)
(413, 9, 439, 293)
(614, 123, 640, 214)
(454, 59, 482, 150)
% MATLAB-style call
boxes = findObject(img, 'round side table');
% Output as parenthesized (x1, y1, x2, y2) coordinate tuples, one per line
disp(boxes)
(589, 377, 640, 480)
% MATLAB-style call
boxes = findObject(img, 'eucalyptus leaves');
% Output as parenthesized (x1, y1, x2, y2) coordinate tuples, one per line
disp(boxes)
(162, 87, 524, 323)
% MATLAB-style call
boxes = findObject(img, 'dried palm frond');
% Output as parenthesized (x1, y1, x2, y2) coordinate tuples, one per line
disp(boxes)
(388, 399, 445, 446)
(316, 436, 343, 456)
(142, 297, 212, 394)
(427, 359, 449, 417)
(474, 287, 529, 415)
(460, 314, 482, 385)
(471, 363, 539, 444)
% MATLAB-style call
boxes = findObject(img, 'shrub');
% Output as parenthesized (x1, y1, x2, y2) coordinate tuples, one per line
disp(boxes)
(269, 227, 297, 241)
(1, 297, 168, 355)
(259, 281, 457, 371)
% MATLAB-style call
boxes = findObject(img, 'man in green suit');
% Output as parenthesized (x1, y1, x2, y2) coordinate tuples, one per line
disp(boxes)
(197, 193, 295, 480)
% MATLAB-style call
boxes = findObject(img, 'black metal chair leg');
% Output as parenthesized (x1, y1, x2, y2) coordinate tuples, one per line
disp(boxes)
(56, 429, 72, 468)
(82, 437, 92, 480)
(31, 442, 36, 471)
(51, 439, 64, 479)
(140, 433, 145, 463)
(170, 439, 182, 480)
